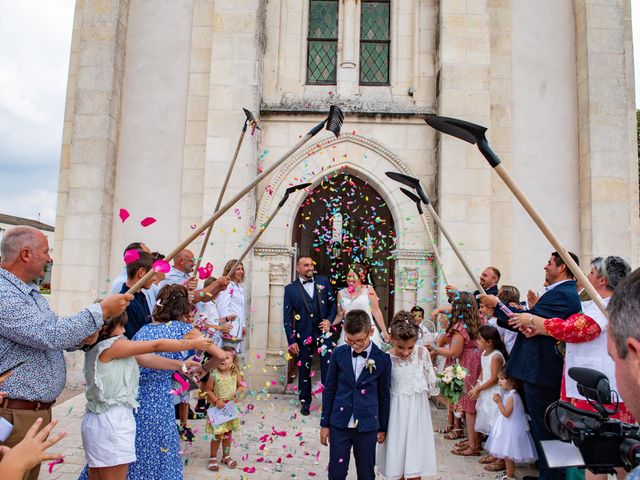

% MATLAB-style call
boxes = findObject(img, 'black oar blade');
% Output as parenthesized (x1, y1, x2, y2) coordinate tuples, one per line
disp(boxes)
(399, 187, 424, 215)
(243, 108, 261, 130)
(325, 105, 344, 137)
(385, 171, 430, 204)
(278, 182, 312, 208)
(425, 115, 485, 145)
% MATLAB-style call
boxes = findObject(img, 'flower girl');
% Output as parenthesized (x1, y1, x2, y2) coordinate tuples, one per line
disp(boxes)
(483, 367, 537, 480)
(377, 311, 438, 479)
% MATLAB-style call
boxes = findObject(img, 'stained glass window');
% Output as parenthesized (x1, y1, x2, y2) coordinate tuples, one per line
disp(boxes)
(360, 0, 390, 85)
(307, 0, 338, 84)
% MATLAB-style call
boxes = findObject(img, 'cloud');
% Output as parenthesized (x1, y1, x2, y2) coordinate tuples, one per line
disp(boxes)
(0, 0, 74, 220)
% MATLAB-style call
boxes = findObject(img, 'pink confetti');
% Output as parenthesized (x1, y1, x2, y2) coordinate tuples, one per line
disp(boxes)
(303, 336, 313, 345)
(197, 262, 213, 280)
(124, 249, 140, 265)
(153, 259, 170, 273)
(242, 454, 249, 461)
(170, 373, 189, 395)
(119, 208, 130, 223)
(308, 472, 317, 477)
(360, 389, 366, 394)
(140, 217, 156, 227)
(48, 458, 64, 474)
(243, 467, 256, 473)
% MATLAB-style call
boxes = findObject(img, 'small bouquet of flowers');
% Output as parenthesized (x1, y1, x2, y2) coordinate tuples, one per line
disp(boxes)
(436, 361, 468, 404)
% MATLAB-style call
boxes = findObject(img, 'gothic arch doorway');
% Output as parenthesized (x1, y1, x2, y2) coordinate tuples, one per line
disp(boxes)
(292, 172, 396, 320)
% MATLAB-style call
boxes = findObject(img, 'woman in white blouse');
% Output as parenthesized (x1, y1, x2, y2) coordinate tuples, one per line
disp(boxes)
(216, 260, 246, 353)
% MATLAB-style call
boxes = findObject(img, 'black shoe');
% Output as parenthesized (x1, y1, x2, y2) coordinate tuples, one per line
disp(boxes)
(300, 404, 310, 416)
(178, 425, 195, 442)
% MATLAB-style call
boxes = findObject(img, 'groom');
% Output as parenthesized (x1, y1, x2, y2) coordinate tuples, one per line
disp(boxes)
(283, 256, 337, 415)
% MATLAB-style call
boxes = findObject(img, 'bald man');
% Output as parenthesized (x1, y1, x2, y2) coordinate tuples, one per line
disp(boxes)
(0, 226, 132, 480)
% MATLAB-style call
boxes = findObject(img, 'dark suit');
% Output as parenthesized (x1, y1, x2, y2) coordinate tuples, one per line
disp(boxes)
(495, 280, 581, 480)
(283, 276, 336, 405)
(321, 343, 391, 480)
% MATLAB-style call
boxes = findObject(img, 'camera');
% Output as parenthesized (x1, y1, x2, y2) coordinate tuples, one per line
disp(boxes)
(543, 367, 640, 474)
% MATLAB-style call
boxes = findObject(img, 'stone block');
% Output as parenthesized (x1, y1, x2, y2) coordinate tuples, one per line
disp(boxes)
(193, 1, 215, 26)
(71, 138, 116, 165)
(188, 72, 210, 96)
(213, 11, 256, 34)
(186, 95, 209, 121)
(63, 214, 105, 241)
(68, 162, 109, 189)
(185, 120, 208, 145)
(76, 65, 115, 92)
(189, 48, 212, 74)
(587, 28, 623, 54)
(74, 90, 112, 115)
(66, 188, 109, 214)
(440, 36, 466, 64)
(211, 35, 234, 60)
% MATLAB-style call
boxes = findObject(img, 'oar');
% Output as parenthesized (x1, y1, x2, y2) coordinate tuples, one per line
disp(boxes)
(397, 186, 449, 286)
(126, 106, 344, 294)
(225, 183, 311, 277)
(424, 114, 607, 317)
(193, 108, 259, 275)
(386, 171, 485, 295)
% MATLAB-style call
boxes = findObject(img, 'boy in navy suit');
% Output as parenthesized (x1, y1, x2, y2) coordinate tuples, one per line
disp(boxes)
(320, 309, 391, 480)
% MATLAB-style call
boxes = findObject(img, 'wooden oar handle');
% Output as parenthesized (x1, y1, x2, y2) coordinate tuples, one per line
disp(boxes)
(424, 203, 485, 295)
(418, 213, 449, 286)
(493, 164, 606, 317)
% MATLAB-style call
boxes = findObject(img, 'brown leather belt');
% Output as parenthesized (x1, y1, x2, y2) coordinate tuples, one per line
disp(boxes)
(1, 399, 55, 411)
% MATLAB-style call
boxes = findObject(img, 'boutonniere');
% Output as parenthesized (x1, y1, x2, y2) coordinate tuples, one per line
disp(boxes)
(365, 358, 376, 374)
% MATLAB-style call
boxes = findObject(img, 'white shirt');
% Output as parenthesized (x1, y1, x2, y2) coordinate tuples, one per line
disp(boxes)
(565, 298, 620, 400)
(300, 276, 314, 298)
(158, 266, 189, 287)
(488, 317, 517, 354)
(110, 267, 127, 294)
(544, 279, 571, 292)
(216, 282, 245, 338)
(349, 341, 373, 428)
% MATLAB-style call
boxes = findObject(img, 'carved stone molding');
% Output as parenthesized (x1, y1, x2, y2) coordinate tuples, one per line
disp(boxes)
(254, 245, 296, 257)
(391, 248, 434, 261)
(256, 133, 415, 224)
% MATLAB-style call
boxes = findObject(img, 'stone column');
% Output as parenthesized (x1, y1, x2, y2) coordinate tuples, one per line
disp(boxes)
(52, 0, 129, 314)
(249, 246, 295, 393)
(574, 0, 639, 264)
(392, 249, 434, 313)
(435, 0, 492, 292)
(336, 0, 359, 98)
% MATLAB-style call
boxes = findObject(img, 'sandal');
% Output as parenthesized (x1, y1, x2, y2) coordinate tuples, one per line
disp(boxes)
(434, 424, 454, 434)
(443, 428, 465, 440)
(455, 439, 469, 448)
(223, 455, 237, 469)
(207, 457, 219, 472)
(479, 455, 497, 464)
(451, 447, 481, 456)
(484, 461, 506, 472)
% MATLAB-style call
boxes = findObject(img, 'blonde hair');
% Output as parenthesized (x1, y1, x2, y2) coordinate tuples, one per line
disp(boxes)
(222, 259, 244, 282)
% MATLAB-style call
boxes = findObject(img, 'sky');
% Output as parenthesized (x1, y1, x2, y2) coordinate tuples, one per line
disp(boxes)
(0, 1, 640, 227)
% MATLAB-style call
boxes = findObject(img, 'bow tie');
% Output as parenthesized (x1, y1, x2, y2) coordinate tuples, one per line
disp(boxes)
(302, 279, 314, 285)
(352, 350, 368, 359)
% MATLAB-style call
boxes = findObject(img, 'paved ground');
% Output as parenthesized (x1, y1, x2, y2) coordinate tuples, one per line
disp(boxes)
(44, 392, 538, 480)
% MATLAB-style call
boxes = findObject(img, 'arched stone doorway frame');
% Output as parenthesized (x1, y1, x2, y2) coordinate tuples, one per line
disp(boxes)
(249, 132, 436, 391)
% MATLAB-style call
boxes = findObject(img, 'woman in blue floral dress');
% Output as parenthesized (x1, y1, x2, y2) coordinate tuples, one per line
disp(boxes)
(126, 284, 223, 480)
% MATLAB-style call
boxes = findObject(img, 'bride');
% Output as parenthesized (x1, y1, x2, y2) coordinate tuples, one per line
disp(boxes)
(331, 264, 390, 346)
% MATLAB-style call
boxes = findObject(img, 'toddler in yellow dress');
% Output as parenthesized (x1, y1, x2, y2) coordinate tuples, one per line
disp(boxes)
(204, 346, 244, 471)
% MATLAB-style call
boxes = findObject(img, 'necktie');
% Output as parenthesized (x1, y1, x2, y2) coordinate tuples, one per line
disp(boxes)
(352, 350, 367, 359)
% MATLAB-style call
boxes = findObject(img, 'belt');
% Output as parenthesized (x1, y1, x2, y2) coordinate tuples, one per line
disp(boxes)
(1, 399, 55, 411)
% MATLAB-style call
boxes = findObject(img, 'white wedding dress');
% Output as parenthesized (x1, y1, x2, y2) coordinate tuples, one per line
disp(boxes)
(337, 285, 384, 347)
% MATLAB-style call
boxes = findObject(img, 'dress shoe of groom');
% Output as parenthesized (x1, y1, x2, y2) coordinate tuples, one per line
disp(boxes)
(300, 404, 310, 416)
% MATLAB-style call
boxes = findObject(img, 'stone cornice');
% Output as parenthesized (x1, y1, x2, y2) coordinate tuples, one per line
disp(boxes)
(391, 248, 434, 261)
(254, 245, 296, 257)
(261, 100, 433, 118)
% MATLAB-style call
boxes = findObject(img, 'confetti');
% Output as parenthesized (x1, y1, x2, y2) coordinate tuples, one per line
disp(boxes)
(118, 208, 130, 223)
(153, 259, 171, 273)
(140, 216, 156, 227)
(124, 249, 140, 265)
(197, 262, 213, 280)
(47, 458, 64, 474)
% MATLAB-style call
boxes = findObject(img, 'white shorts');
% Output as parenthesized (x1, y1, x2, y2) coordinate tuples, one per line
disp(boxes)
(81, 405, 136, 468)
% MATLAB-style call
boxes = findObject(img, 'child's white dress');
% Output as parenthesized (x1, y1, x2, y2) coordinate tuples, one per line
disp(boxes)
(474, 349, 504, 435)
(484, 389, 538, 462)
(376, 346, 438, 479)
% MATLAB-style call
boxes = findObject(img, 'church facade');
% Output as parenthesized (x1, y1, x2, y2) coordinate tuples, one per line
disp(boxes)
(53, 0, 638, 389)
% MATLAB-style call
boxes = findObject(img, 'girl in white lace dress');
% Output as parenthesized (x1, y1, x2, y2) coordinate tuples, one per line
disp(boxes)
(332, 264, 389, 347)
(377, 311, 438, 479)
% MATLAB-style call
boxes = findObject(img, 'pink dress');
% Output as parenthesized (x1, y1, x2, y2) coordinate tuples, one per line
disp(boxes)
(444, 325, 481, 413)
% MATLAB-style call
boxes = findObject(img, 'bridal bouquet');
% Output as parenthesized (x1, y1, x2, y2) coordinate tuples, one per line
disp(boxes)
(436, 361, 468, 404)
